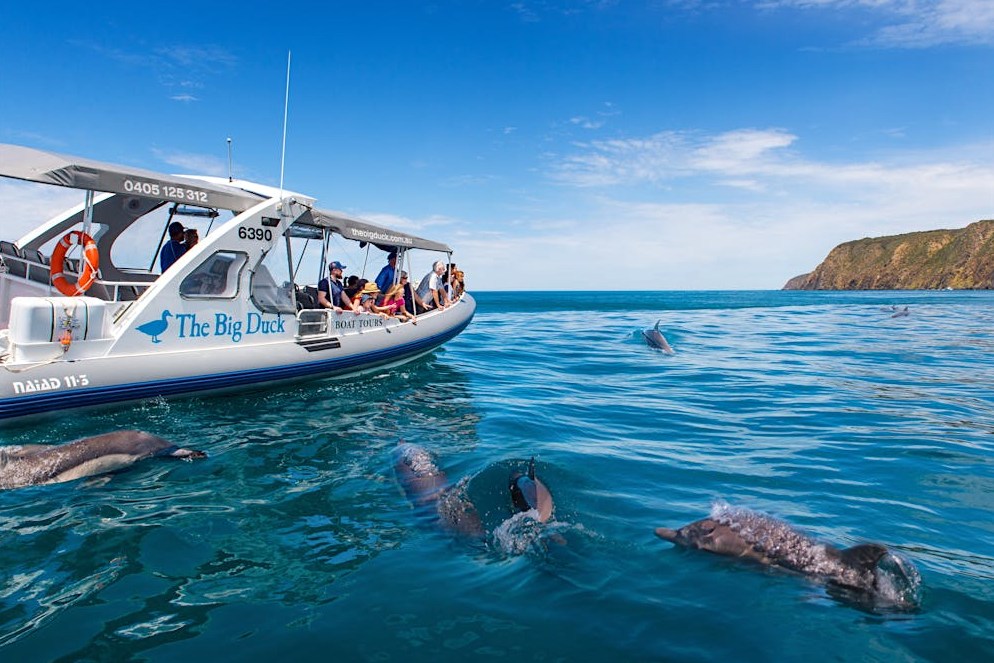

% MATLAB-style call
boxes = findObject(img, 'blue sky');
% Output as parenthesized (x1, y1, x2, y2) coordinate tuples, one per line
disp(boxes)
(3, 0, 994, 290)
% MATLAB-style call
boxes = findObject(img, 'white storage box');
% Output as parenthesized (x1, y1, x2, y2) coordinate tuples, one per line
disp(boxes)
(8, 296, 110, 345)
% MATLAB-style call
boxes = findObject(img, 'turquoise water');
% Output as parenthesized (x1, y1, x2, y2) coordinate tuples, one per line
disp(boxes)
(1, 290, 993, 661)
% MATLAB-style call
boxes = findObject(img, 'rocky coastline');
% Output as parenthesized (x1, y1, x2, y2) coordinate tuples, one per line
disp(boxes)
(784, 220, 994, 290)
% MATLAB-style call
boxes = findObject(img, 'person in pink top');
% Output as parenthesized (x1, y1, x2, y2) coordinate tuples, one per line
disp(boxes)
(381, 283, 415, 323)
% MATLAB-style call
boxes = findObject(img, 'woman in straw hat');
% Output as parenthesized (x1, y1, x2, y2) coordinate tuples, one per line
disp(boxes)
(357, 282, 391, 318)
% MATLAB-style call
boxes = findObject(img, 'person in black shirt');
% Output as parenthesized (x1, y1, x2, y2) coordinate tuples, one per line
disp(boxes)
(317, 261, 358, 314)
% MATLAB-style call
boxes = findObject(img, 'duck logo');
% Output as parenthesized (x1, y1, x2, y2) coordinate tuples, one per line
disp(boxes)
(136, 310, 173, 344)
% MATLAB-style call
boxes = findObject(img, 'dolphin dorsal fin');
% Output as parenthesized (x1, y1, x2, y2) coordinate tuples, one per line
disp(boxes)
(654, 319, 662, 332)
(840, 543, 888, 571)
(527, 457, 536, 481)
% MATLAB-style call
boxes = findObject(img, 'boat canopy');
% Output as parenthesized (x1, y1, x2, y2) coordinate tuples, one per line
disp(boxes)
(0, 144, 265, 213)
(0, 143, 452, 253)
(302, 208, 451, 254)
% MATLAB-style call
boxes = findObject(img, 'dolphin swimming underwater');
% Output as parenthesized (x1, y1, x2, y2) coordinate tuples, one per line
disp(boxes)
(509, 457, 554, 522)
(642, 320, 674, 354)
(0, 430, 206, 489)
(655, 503, 921, 610)
(393, 442, 485, 538)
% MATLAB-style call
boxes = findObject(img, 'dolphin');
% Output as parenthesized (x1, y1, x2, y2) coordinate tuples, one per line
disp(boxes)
(0, 430, 206, 489)
(655, 504, 920, 608)
(642, 320, 674, 354)
(508, 457, 554, 522)
(890, 306, 910, 318)
(393, 442, 484, 538)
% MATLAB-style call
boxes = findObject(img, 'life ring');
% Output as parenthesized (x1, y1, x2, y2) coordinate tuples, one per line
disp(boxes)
(50, 231, 99, 297)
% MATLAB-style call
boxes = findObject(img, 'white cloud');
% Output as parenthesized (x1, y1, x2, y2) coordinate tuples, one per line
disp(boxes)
(570, 116, 605, 130)
(446, 126, 994, 290)
(759, 0, 994, 47)
(170, 94, 199, 103)
(80, 41, 237, 97)
(0, 181, 87, 243)
(151, 149, 228, 177)
(551, 128, 798, 186)
(155, 45, 238, 70)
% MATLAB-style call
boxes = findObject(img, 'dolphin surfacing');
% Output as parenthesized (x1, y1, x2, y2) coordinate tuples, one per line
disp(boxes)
(509, 457, 554, 522)
(0, 430, 206, 490)
(642, 320, 674, 354)
(655, 503, 920, 609)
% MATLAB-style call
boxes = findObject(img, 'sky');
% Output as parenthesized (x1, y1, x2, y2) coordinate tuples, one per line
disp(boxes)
(2, 0, 994, 291)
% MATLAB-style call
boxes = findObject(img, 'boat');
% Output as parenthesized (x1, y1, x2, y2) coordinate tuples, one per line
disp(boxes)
(0, 144, 475, 425)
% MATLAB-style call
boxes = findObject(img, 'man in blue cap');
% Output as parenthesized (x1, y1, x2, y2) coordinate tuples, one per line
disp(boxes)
(317, 260, 358, 314)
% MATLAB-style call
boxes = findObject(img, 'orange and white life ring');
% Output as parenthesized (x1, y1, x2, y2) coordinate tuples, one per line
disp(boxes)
(50, 231, 99, 297)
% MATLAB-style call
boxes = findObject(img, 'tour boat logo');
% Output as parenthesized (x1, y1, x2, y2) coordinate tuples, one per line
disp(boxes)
(137, 309, 287, 344)
(136, 310, 173, 344)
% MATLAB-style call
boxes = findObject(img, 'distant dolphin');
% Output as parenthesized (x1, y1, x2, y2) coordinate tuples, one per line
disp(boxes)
(0, 430, 206, 489)
(509, 457, 554, 522)
(655, 504, 920, 609)
(890, 306, 910, 318)
(393, 442, 484, 538)
(642, 320, 674, 354)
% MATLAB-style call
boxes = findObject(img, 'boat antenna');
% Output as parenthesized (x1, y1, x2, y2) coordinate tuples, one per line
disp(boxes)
(279, 50, 291, 204)
(226, 137, 233, 182)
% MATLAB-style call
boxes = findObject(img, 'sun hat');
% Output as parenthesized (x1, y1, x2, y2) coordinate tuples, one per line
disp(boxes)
(360, 282, 380, 296)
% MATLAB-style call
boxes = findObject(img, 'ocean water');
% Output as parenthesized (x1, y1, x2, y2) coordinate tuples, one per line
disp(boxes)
(1, 290, 993, 662)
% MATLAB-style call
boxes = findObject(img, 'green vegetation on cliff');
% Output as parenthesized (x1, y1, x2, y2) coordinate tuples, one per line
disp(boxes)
(784, 220, 994, 290)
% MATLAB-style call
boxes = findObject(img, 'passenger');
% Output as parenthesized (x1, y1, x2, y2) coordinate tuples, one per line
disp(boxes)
(451, 267, 465, 299)
(401, 271, 429, 316)
(381, 283, 415, 322)
(159, 221, 187, 272)
(184, 228, 199, 250)
(416, 260, 450, 311)
(344, 278, 367, 308)
(317, 260, 359, 314)
(357, 282, 390, 318)
(374, 251, 398, 294)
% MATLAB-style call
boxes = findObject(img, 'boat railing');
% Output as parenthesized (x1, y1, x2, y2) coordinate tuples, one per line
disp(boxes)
(297, 309, 329, 337)
(0, 242, 154, 303)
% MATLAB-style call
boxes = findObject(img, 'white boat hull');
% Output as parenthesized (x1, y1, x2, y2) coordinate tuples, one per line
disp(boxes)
(0, 295, 475, 425)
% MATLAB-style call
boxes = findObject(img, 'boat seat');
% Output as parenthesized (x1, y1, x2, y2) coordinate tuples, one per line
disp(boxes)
(117, 285, 143, 301)
(0, 241, 27, 278)
(25, 249, 51, 283)
(295, 285, 320, 310)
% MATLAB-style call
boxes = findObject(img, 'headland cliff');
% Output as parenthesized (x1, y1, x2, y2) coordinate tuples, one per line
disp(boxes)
(784, 220, 994, 290)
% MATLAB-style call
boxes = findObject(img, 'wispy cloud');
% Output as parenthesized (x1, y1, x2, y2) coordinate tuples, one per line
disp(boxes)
(469, 125, 994, 289)
(570, 116, 605, 130)
(758, 0, 994, 48)
(78, 41, 237, 97)
(151, 149, 228, 177)
(0, 181, 87, 243)
(550, 126, 994, 205)
(440, 174, 498, 187)
(550, 128, 799, 186)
